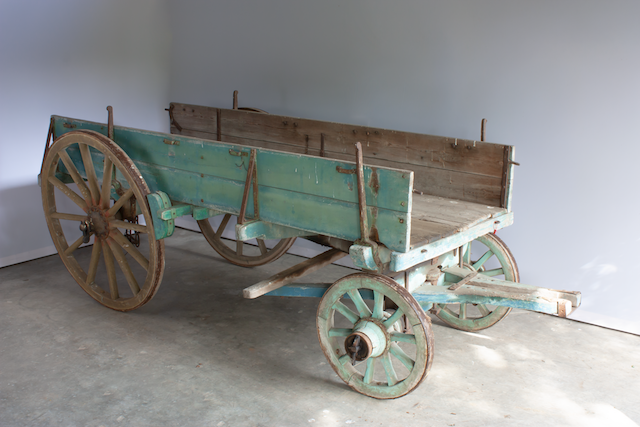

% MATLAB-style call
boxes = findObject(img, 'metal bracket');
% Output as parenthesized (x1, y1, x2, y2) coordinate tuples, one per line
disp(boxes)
(238, 149, 259, 224)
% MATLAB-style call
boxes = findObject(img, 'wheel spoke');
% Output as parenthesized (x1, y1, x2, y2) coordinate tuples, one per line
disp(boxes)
(482, 268, 504, 277)
(473, 249, 494, 270)
(257, 239, 267, 255)
(459, 303, 467, 319)
(101, 157, 114, 209)
(441, 304, 457, 317)
(380, 353, 398, 386)
(338, 354, 351, 366)
(64, 235, 85, 257)
(79, 143, 101, 204)
(363, 358, 375, 384)
(333, 301, 360, 324)
(108, 239, 140, 296)
(48, 176, 88, 210)
(86, 241, 102, 286)
(236, 239, 243, 255)
(111, 229, 149, 270)
(373, 290, 384, 320)
(477, 304, 491, 316)
(383, 308, 404, 329)
(390, 343, 415, 371)
(107, 187, 134, 218)
(348, 289, 372, 318)
(102, 243, 119, 300)
(329, 328, 353, 337)
(390, 332, 417, 344)
(110, 220, 148, 234)
(58, 149, 92, 203)
(215, 214, 231, 239)
(50, 212, 87, 222)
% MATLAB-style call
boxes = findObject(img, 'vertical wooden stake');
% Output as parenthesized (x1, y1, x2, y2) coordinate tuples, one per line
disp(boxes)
(107, 106, 114, 140)
(355, 142, 370, 243)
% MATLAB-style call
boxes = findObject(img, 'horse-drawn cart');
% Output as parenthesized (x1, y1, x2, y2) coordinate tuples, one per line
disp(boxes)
(39, 93, 580, 399)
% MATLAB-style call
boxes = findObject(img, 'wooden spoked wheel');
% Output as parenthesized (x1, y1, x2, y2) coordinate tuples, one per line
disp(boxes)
(41, 130, 164, 311)
(197, 215, 296, 267)
(317, 273, 434, 399)
(435, 234, 519, 332)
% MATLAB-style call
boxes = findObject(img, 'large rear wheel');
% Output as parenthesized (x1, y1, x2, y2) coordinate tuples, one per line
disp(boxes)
(41, 130, 164, 311)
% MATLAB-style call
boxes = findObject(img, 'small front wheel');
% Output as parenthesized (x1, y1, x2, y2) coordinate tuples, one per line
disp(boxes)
(317, 273, 434, 399)
(435, 233, 519, 331)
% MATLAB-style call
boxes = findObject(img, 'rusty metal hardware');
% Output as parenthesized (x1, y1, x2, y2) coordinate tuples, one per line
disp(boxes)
(238, 149, 258, 224)
(216, 108, 222, 141)
(336, 166, 356, 174)
(165, 104, 182, 131)
(107, 106, 114, 139)
(229, 149, 248, 157)
(355, 142, 370, 244)
(79, 220, 92, 244)
(163, 139, 180, 146)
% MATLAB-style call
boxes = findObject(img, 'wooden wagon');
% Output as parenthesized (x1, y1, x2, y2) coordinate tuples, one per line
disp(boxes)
(39, 93, 581, 399)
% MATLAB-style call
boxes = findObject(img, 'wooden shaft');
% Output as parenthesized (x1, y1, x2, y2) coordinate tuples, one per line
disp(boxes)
(243, 248, 347, 299)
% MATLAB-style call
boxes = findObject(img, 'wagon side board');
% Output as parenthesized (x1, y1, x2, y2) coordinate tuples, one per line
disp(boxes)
(51, 116, 414, 252)
(169, 103, 515, 209)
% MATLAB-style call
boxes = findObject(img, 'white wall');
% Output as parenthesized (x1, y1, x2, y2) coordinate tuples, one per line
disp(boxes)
(167, 1, 640, 334)
(0, 0, 170, 266)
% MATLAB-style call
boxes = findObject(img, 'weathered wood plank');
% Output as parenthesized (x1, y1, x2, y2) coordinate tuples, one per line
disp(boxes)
(243, 249, 347, 299)
(390, 211, 514, 271)
(53, 116, 413, 252)
(54, 117, 413, 214)
(170, 104, 506, 178)
(169, 102, 512, 207)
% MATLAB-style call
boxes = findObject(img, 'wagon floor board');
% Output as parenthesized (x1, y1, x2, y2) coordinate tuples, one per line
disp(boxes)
(409, 193, 507, 247)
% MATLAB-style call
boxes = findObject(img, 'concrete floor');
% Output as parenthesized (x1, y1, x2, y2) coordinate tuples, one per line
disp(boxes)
(1, 228, 638, 427)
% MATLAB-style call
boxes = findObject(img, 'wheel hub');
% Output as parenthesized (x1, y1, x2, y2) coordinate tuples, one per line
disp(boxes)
(85, 207, 110, 239)
(344, 319, 389, 364)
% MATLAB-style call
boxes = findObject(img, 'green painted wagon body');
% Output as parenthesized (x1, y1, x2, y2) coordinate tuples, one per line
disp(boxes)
(40, 96, 580, 399)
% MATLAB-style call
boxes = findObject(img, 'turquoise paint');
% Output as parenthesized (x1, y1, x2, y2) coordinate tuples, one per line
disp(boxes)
(147, 191, 173, 240)
(235, 220, 315, 241)
(192, 206, 223, 220)
(52, 116, 412, 252)
(349, 244, 379, 271)
(52, 116, 412, 213)
(389, 212, 514, 271)
(159, 204, 193, 220)
(412, 286, 561, 315)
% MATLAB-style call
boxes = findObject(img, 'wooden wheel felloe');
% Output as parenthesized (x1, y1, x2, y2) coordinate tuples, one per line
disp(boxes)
(41, 130, 164, 311)
(317, 273, 434, 399)
(435, 234, 519, 332)
(197, 215, 296, 267)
